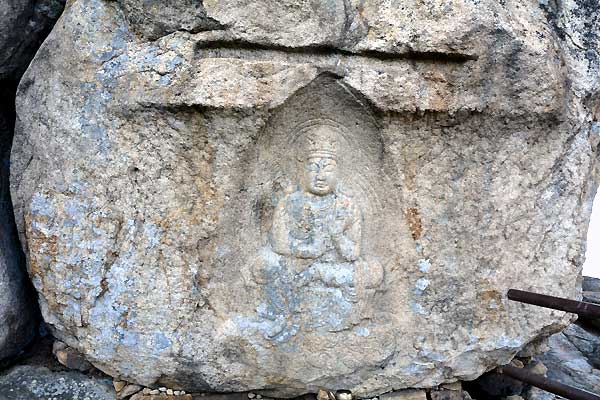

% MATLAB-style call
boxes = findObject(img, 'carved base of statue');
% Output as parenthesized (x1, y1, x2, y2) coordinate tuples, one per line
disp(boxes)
(252, 248, 383, 342)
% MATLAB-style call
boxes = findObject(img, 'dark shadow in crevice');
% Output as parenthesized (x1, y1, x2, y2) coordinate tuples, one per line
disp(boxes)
(0, 78, 42, 369)
(195, 39, 478, 63)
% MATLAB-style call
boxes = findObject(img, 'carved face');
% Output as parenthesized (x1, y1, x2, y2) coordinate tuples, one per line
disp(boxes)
(304, 156, 337, 196)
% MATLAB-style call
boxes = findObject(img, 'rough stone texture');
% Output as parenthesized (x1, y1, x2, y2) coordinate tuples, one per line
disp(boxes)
(0, 0, 65, 364)
(0, 365, 116, 400)
(0, 0, 65, 80)
(117, 383, 143, 399)
(583, 276, 600, 292)
(131, 395, 192, 400)
(524, 388, 557, 400)
(9, 0, 600, 397)
(380, 390, 427, 400)
(582, 275, 600, 329)
(429, 389, 463, 400)
(533, 323, 600, 394)
(562, 322, 600, 369)
(465, 328, 600, 400)
(53, 339, 94, 372)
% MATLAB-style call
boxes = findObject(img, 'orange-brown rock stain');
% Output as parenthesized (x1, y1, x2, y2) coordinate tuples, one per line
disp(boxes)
(475, 289, 507, 326)
(405, 207, 423, 241)
(24, 208, 68, 321)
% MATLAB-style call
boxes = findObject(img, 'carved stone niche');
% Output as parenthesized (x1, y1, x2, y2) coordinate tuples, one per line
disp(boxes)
(218, 75, 417, 393)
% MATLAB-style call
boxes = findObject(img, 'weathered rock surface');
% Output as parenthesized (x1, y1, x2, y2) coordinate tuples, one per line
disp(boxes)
(0, 0, 65, 80)
(0, 0, 65, 363)
(53, 339, 94, 372)
(582, 275, 600, 329)
(0, 365, 116, 400)
(534, 323, 600, 395)
(380, 390, 428, 400)
(9, 0, 600, 397)
(583, 276, 600, 292)
(530, 276, 600, 396)
(583, 276, 600, 304)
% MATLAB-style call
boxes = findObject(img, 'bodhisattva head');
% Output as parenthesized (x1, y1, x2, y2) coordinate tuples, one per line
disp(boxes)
(305, 156, 338, 196)
(302, 126, 339, 196)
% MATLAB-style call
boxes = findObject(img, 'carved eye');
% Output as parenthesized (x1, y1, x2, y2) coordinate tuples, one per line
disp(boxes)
(307, 163, 319, 171)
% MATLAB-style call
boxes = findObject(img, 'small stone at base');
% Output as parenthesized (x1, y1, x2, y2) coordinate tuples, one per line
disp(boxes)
(337, 391, 352, 400)
(317, 389, 330, 400)
(113, 380, 127, 392)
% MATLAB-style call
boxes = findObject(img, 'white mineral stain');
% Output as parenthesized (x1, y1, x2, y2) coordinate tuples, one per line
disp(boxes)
(418, 259, 431, 273)
(355, 327, 370, 337)
(410, 300, 429, 316)
(415, 278, 430, 291)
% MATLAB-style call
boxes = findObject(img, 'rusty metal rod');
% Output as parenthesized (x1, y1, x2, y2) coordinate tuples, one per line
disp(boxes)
(507, 289, 600, 319)
(500, 365, 600, 400)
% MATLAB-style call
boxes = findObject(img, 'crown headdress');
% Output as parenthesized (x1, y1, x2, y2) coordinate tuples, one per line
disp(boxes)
(305, 125, 338, 160)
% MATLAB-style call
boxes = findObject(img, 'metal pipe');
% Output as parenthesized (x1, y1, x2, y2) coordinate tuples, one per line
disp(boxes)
(499, 365, 600, 400)
(507, 289, 600, 319)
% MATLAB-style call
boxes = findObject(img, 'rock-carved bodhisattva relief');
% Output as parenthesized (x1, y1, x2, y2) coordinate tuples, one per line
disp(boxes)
(12, 0, 598, 389)
(253, 123, 384, 342)
(222, 79, 411, 391)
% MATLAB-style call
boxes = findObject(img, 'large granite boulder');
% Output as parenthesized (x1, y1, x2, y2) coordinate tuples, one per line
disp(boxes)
(0, 0, 65, 363)
(10, 0, 600, 397)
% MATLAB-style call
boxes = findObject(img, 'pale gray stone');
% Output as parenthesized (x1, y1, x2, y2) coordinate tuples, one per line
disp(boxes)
(524, 388, 558, 400)
(118, 383, 143, 399)
(0, 365, 116, 400)
(429, 389, 462, 400)
(534, 325, 600, 394)
(562, 323, 600, 370)
(9, 0, 600, 397)
(115, 0, 223, 41)
(335, 392, 352, 400)
(583, 291, 600, 304)
(380, 390, 426, 400)
(583, 276, 600, 293)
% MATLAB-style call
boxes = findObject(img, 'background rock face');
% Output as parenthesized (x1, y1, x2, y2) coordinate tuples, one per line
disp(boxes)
(0, 107, 36, 363)
(0, 0, 65, 363)
(0, 365, 116, 400)
(10, 0, 600, 397)
(0, 0, 65, 80)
